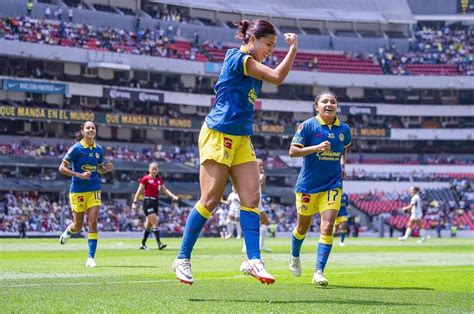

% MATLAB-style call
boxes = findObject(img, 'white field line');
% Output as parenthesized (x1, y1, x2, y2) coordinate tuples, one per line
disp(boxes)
(2, 268, 471, 288)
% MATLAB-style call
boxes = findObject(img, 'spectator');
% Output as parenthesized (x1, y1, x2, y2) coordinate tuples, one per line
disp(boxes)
(26, 0, 34, 17)
(68, 8, 73, 22)
(44, 6, 51, 19)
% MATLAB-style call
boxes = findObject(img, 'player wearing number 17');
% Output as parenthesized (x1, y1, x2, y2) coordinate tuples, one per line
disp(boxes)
(288, 91, 351, 287)
(58, 121, 113, 267)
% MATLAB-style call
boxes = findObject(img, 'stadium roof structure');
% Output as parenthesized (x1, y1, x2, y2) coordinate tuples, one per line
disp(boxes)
(150, 0, 415, 23)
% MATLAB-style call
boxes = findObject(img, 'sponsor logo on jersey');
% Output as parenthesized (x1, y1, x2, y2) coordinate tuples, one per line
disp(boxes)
(223, 137, 233, 149)
(81, 164, 97, 172)
(301, 193, 311, 203)
(77, 196, 84, 202)
(148, 180, 154, 184)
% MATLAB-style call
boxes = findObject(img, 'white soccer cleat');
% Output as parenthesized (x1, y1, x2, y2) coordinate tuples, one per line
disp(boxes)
(398, 237, 406, 241)
(417, 238, 426, 243)
(312, 270, 328, 287)
(59, 229, 71, 245)
(172, 258, 193, 285)
(289, 255, 302, 277)
(85, 258, 97, 267)
(339, 242, 345, 247)
(240, 259, 275, 285)
(261, 246, 272, 252)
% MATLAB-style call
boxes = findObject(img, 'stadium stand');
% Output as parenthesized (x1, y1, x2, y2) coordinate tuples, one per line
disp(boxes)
(0, 16, 472, 75)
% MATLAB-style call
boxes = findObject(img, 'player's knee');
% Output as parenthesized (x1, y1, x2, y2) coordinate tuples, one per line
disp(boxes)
(296, 225, 309, 236)
(201, 198, 219, 212)
(321, 221, 335, 235)
(243, 190, 260, 208)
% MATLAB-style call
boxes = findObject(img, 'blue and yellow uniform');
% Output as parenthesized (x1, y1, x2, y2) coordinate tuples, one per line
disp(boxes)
(200, 47, 260, 168)
(177, 47, 264, 262)
(290, 114, 351, 274)
(292, 115, 351, 216)
(336, 192, 349, 224)
(63, 139, 104, 212)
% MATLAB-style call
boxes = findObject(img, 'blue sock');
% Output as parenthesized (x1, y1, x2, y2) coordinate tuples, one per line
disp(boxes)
(291, 228, 306, 257)
(240, 207, 260, 260)
(340, 230, 346, 243)
(177, 202, 210, 259)
(88, 232, 98, 258)
(316, 235, 333, 271)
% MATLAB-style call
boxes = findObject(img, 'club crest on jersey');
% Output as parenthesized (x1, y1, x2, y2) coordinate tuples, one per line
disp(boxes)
(328, 133, 335, 139)
(339, 133, 344, 142)
(223, 137, 233, 149)
(95, 153, 100, 158)
(301, 194, 311, 203)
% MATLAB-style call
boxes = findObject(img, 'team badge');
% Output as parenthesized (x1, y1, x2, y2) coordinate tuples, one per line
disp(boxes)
(95, 153, 100, 158)
(339, 133, 344, 141)
(301, 194, 311, 203)
(223, 137, 233, 149)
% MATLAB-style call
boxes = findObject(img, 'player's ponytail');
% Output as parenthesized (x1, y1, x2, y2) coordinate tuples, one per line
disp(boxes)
(235, 19, 276, 43)
(74, 131, 83, 142)
(74, 121, 95, 142)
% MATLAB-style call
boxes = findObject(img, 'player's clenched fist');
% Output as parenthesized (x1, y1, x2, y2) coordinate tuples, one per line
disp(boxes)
(315, 141, 331, 153)
(284, 33, 298, 49)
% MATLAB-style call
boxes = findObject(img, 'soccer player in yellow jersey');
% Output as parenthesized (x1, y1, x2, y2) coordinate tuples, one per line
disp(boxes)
(59, 121, 113, 267)
(289, 92, 351, 286)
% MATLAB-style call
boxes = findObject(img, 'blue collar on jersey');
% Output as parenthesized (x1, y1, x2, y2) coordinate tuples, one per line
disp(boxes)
(316, 115, 340, 126)
(80, 139, 96, 148)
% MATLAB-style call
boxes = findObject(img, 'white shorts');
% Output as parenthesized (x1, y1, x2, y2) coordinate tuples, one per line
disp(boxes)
(410, 212, 423, 220)
(228, 207, 240, 218)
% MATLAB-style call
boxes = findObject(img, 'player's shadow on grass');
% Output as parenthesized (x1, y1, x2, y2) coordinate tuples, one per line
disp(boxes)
(189, 298, 425, 306)
(330, 285, 434, 291)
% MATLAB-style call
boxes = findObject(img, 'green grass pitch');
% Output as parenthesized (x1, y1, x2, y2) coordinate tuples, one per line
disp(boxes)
(1, 237, 473, 313)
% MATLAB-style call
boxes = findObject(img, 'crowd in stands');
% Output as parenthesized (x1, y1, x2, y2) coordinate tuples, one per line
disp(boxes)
(1, 137, 473, 179)
(2, 181, 471, 236)
(351, 182, 473, 232)
(1, 16, 473, 75)
(379, 26, 473, 76)
(0, 139, 200, 166)
(0, 192, 298, 235)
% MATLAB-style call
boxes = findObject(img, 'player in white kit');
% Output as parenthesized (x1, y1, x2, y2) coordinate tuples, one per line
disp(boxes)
(399, 186, 427, 243)
(222, 186, 242, 239)
(214, 206, 228, 239)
